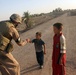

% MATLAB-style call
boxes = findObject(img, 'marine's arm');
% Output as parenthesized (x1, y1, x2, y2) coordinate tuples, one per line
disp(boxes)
(9, 27, 27, 46)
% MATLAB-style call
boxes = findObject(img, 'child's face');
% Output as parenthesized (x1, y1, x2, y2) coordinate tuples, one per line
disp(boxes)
(53, 26, 62, 34)
(36, 34, 41, 39)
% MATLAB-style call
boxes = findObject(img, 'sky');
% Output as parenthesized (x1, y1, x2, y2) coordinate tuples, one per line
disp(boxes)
(0, 0, 76, 20)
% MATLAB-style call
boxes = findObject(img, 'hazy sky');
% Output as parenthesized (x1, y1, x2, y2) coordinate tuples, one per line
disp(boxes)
(0, 0, 76, 20)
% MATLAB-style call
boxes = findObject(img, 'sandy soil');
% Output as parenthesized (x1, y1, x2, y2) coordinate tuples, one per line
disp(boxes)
(12, 13, 76, 75)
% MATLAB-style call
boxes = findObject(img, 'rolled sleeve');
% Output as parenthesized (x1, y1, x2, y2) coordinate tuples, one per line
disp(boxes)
(60, 35, 66, 53)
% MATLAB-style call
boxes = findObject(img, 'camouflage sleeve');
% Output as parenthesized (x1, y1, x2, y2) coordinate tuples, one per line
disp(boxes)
(9, 27, 21, 43)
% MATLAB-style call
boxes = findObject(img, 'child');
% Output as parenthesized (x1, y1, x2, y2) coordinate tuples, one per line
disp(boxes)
(27, 32, 46, 69)
(52, 23, 66, 75)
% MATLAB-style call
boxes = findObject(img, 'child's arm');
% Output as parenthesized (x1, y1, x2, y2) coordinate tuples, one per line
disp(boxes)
(26, 39, 35, 43)
(43, 44, 46, 54)
(57, 53, 64, 65)
(26, 39, 32, 43)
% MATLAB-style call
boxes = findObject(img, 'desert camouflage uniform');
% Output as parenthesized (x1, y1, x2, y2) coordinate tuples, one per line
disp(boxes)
(0, 20, 21, 75)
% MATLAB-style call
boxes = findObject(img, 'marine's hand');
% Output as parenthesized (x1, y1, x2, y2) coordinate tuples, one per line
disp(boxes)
(22, 40, 27, 45)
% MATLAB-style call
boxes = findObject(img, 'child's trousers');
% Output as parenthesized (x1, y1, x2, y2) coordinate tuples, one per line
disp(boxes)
(36, 51, 44, 66)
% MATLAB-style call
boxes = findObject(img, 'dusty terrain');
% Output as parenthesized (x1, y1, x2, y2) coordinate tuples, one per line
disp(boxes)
(17, 14, 52, 32)
(12, 13, 76, 75)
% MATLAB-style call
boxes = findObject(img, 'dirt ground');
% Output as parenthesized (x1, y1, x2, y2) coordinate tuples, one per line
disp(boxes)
(12, 13, 76, 75)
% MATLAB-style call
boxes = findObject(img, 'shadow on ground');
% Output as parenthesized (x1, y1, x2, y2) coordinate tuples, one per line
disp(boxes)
(21, 64, 40, 75)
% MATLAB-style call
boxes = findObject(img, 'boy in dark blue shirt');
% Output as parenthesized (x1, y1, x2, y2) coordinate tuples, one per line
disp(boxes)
(27, 32, 46, 69)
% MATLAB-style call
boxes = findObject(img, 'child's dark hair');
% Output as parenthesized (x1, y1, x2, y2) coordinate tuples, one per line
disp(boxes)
(53, 23, 63, 29)
(36, 32, 42, 37)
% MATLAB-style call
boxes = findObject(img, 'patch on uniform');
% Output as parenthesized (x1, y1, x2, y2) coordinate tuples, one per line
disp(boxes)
(15, 37, 21, 43)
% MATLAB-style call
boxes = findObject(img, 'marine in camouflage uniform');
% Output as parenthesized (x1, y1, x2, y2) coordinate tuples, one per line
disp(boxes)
(0, 14, 27, 75)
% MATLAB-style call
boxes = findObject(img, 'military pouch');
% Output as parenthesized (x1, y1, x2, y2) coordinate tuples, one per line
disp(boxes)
(5, 42, 13, 53)
(0, 34, 10, 51)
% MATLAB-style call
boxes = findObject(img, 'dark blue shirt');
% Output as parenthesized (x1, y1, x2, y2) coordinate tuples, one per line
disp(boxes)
(32, 39, 45, 52)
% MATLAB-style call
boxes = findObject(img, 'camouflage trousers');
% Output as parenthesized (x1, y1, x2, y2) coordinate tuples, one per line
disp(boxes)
(0, 51, 20, 75)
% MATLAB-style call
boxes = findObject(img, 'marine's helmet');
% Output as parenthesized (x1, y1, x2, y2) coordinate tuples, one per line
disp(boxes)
(10, 14, 22, 24)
